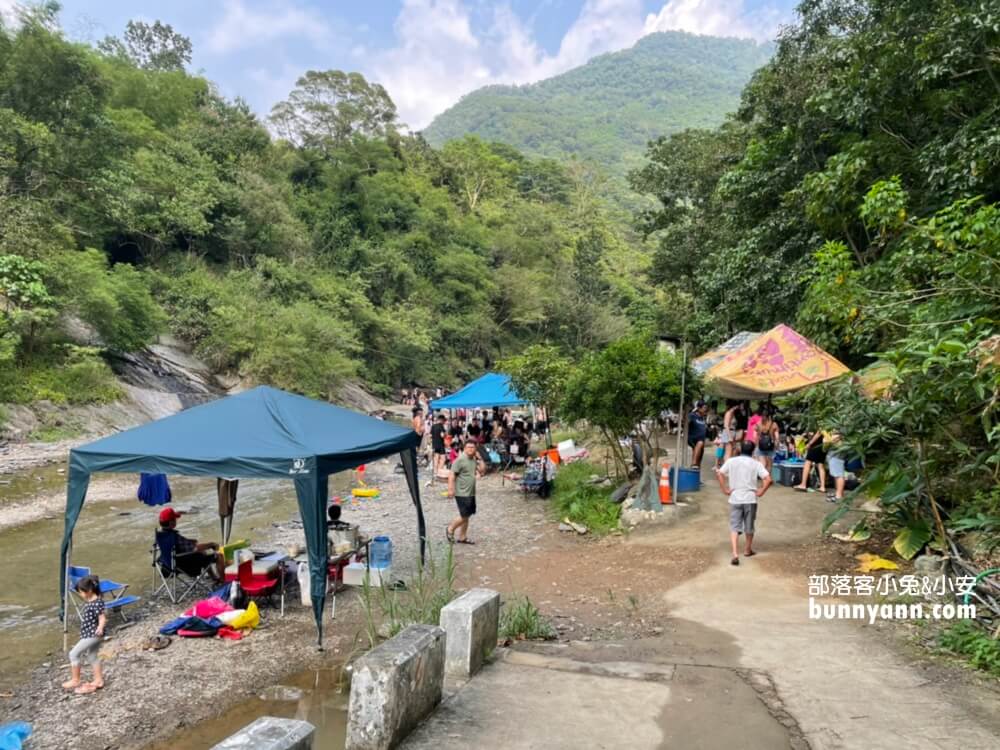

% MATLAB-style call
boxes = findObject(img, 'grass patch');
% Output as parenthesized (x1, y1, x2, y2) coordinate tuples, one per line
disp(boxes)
(499, 595, 555, 641)
(28, 422, 84, 442)
(551, 461, 620, 535)
(359, 543, 456, 648)
(937, 621, 1000, 676)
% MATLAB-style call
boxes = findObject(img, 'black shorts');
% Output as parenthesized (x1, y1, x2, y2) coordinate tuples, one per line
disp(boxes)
(806, 445, 827, 463)
(687, 436, 705, 448)
(433, 442, 446, 455)
(176, 551, 215, 577)
(455, 495, 477, 518)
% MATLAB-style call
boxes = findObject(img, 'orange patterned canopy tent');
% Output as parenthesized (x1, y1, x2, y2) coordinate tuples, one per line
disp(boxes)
(697, 324, 851, 399)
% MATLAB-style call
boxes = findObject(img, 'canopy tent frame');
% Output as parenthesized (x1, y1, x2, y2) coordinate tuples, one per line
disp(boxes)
(59, 386, 424, 649)
(430, 372, 528, 411)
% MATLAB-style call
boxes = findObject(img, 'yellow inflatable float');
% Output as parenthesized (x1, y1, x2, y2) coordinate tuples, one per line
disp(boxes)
(352, 487, 380, 498)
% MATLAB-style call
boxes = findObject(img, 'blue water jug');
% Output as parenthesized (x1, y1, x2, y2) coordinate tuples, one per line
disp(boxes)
(371, 536, 392, 569)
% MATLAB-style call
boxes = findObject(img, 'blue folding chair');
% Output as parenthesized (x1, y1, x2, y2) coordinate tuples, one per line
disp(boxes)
(152, 530, 213, 604)
(68, 565, 141, 623)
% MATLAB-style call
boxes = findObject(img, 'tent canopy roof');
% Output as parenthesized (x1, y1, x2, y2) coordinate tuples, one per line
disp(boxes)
(71, 385, 420, 478)
(430, 372, 527, 410)
(698, 324, 850, 399)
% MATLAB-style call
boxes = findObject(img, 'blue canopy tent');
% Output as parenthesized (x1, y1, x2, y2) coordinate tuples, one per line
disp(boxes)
(430, 372, 527, 410)
(59, 386, 424, 648)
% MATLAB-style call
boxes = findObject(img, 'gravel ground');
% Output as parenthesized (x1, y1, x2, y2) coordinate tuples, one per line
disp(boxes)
(0, 457, 554, 750)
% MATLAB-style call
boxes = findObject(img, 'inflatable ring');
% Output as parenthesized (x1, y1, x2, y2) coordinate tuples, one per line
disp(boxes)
(352, 488, 380, 498)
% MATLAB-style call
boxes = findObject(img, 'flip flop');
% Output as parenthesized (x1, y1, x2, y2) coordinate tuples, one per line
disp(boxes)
(75, 683, 101, 695)
(730, 557, 739, 566)
(793, 487, 807, 493)
(745, 551, 756, 557)
(456, 539, 475, 545)
(445, 527, 455, 544)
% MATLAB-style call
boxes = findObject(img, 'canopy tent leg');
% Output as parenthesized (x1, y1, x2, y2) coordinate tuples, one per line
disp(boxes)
(399, 447, 426, 566)
(60, 464, 91, 629)
(217, 478, 238, 544)
(63, 536, 72, 651)
(293, 466, 328, 650)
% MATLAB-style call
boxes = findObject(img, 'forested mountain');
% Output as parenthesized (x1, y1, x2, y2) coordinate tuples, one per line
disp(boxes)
(0, 7, 661, 412)
(423, 32, 772, 185)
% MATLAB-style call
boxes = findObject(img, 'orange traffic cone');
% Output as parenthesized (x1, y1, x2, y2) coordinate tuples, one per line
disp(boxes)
(659, 464, 672, 505)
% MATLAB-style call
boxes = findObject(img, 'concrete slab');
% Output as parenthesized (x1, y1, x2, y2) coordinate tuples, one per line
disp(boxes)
(210, 717, 314, 750)
(440, 588, 500, 677)
(403, 650, 792, 750)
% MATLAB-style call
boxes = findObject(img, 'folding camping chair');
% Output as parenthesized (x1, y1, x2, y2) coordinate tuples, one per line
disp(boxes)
(68, 565, 141, 623)
(151, 529, 214, 604)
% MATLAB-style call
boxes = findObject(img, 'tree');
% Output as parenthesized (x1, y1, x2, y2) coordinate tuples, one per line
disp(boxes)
(499, 344, 572, 414)
(269, 70, 397, 151)
(439, 136, 515, 212)
(98, 21, 192, 72)
(561, 336, 700, 475)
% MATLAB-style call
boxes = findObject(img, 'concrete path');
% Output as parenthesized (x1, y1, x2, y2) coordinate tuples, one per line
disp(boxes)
(407, 469, 1000, 749)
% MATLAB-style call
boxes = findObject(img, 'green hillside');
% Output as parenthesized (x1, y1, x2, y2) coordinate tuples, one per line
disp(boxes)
(423, 31, 772, 180)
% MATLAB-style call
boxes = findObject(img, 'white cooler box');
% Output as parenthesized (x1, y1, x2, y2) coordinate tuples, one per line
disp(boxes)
(343, 561, 391, 587)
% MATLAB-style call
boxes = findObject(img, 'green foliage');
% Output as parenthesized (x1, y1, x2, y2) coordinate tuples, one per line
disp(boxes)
(425, 32, 772, 208)
(640, 0, 1000, 546)
(938, 621, 1000, 677)
(561, 336, 701, 473)
(0, 13, 654, 407)
(358, 544, 455, 648)
(499, 344, 572, 412)
(498, 595, 555, 641)
(551, 461, 621, 535)
(0, 346, 122, 405)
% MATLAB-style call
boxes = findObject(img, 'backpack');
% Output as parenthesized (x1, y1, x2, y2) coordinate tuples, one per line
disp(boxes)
(758, 426, 775, 452)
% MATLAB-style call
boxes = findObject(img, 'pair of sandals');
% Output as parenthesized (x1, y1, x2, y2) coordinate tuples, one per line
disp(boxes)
(445, 527, 475, 545)
(730, 551, 756, 566)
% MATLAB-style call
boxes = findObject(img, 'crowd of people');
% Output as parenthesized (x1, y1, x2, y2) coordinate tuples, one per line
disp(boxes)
(410, 402, 546, 481)
(686, 399, 852, 503)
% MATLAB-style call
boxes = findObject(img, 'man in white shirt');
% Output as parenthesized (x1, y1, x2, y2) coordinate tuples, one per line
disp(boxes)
(716, 441, 772, 566)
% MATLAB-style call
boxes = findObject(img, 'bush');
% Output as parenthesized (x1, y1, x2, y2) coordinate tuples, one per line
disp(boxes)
(937, 621, 1000, 677)
(0, 347, 122, 405)
(551, 461, 621, 535)
(499, 595, 555, 640)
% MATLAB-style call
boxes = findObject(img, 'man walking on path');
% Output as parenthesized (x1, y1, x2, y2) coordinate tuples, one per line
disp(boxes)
(447, 440, 484, 545)
(716, 441, 772, 566)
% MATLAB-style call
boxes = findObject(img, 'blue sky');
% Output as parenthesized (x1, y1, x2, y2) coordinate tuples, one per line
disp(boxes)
(42, 1, 796, 129)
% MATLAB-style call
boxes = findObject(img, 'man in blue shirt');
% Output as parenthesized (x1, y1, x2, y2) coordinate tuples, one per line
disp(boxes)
(687, 400, 708, 469)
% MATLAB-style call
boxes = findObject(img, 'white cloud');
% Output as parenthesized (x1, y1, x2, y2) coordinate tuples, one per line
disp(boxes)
(643, 0, 780, 41)
(205, 0, 333, 54)
(0, 0, 20, 26)
(371, 0, 781, 130)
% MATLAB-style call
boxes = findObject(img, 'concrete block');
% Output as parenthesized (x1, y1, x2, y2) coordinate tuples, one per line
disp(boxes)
(210, 717, 314, 750)
(440, 588, 500, 677)
(346, 623, 446, 750)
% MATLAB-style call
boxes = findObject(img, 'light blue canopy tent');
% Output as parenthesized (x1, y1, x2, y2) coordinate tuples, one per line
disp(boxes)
(60, 386, 424, 648)
(430, 372, 528, 410)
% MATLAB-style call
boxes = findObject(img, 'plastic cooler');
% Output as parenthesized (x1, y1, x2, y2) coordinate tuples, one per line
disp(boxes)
(668, 466, 701, 492)
(777, 462, 803, 487)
